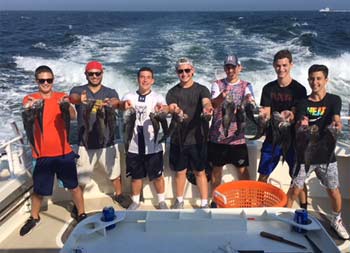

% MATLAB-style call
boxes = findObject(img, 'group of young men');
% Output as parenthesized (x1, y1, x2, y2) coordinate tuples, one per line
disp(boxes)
(19, 49, 349, 240)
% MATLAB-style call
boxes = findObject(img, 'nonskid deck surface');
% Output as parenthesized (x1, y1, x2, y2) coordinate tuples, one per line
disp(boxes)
(62, 207, 341, 253)
(1, 132, 350, 252)
(1, 122, 349, 252)
(0, 196, 349, 253)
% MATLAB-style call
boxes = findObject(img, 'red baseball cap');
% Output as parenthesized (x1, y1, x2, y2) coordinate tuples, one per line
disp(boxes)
(85, 61, 103, 72)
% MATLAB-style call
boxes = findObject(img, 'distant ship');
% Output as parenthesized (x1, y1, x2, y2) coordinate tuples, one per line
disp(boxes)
(319, 7, 331, 12)
(319, 7, 350, 13)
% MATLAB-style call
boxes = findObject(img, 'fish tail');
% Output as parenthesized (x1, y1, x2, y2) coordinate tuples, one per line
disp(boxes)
(33, 145, 39, 156)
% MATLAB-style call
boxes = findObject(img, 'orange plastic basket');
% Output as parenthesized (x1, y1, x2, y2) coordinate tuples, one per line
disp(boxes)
(213, 180, 287, 208)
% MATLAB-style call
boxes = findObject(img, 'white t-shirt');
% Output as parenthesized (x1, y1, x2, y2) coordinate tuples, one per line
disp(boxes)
(122, 90, 166, 155)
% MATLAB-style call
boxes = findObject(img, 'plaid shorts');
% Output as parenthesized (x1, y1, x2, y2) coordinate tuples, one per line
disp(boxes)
(291, 162, 339, 190)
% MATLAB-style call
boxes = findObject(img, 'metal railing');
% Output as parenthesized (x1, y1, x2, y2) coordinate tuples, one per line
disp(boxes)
(0, 122, 26, 178)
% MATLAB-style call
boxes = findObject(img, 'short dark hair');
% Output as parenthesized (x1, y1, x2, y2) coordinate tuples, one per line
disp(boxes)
(308, 64, 328, 78)
(35, 65, 54, 79)
(137, 67, 154, 78)
(273, 50, 293, 63)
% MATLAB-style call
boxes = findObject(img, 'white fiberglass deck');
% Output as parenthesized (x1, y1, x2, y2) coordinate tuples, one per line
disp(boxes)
(62, 208, 340, 253)
(1, 122, 350, 252)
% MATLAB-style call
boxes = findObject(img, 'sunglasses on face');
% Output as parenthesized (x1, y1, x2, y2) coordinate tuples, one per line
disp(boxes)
(87, 71, 102, 77)
(37, 78, 54, 84)
(177, 68, 191, 74)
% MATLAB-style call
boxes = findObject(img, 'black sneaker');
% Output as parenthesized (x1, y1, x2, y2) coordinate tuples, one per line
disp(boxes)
(70, 205, 78, 219)
(210, 201, 217, 208)
(76, 213, 87, 223)
(19, 216, 40, 236)
(113, 194, 133, 209)
(300, 202, 308, 210)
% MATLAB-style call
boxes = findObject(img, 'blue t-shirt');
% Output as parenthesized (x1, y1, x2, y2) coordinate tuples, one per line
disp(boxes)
(70, 84, 119, 149)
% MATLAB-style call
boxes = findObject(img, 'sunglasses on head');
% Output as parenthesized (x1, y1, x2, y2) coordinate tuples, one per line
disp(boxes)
(177, 68, 191, 74)
(37, 78, 53, 84)
(87, 71, 102, 77)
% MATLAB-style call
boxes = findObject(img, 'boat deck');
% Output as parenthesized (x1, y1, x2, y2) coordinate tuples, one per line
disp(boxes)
(0, 127, 349, 252)
(0, 195, 349, 253)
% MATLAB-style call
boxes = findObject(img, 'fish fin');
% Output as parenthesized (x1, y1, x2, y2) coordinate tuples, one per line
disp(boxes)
(186, 168, 197, 185)
(33, 146, 40, 156)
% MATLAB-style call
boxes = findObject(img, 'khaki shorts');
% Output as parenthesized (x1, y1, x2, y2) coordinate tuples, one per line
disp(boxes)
(76, 144, 121, 185)
(291, 162, 339, 190)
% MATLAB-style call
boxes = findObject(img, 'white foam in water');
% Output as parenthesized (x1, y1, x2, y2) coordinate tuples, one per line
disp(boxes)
(300, 31, 318, 37)
(61, 28, 136, 65)
(2, 19, 350, 140)
(13, 27, 139, 95)
(14, 56, 135, 98)
(242, 52, 350, 112)
(32, 42, 47, 49)
(158, 28, 217, 91)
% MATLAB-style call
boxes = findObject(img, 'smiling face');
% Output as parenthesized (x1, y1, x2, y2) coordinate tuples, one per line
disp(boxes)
(273, 57, 293, 80)
(138, 70, 154, 94)
(308, 70, 328, 94)
(85, 68, 103, 87)
(224, 64, 241, 82)
(36, 72, 54, 95)
(176, 63, 194, 84)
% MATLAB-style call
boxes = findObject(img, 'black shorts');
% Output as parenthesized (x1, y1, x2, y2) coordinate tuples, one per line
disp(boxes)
(207, 142, 249, 167)
(33, 152, 79, 196)
(169, 144, 207, 172)
(126, 151, 163, 180)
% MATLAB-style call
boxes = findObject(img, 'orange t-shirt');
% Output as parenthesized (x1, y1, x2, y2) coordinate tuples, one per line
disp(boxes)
(22, 92, 72, 158)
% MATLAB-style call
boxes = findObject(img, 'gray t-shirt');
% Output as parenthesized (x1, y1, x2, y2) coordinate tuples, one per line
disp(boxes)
(166, 82, 210, 145)
(70, 84, 119, 149)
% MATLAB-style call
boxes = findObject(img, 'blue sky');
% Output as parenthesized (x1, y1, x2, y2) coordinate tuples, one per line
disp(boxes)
(1, 0, 350, 11)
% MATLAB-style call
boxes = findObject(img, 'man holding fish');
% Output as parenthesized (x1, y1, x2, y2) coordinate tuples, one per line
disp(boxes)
(287, 64, 349, 240)
(122, 67, 168, 210)
(69, 61, 132, 211)
(257, 50, 308, 209)
(166, 57, 213, 209)
(208, 55, 255, 208)
(20, 65, 85, 236)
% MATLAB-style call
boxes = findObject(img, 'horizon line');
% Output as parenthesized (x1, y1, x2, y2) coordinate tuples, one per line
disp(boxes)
(0, 9, 324, 12)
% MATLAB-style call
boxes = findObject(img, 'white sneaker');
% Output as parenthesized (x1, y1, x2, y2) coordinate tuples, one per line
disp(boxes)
(127, 202, 140, 210)
(331, 218, 350, 240)
(158, 201, 169, 210)
(172, 199, 184, 209)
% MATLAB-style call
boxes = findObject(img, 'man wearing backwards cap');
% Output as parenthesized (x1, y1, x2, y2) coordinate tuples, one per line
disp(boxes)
(166, 57, 213, 209)
(69, 61, 132, 212)
(208, 55, 255, 207)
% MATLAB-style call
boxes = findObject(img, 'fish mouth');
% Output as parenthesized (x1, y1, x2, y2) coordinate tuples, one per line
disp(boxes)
(310, 125, 319, 134)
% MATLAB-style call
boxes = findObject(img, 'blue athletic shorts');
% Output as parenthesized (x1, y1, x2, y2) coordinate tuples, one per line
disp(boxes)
(169, 143, 207, 172)
(33, 152, 79, 196)
(126, 151, 163, 180)
(257, 141, 295, 177)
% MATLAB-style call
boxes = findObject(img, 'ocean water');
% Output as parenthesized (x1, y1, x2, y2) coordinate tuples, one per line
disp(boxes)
(1, 11, 350, 143)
